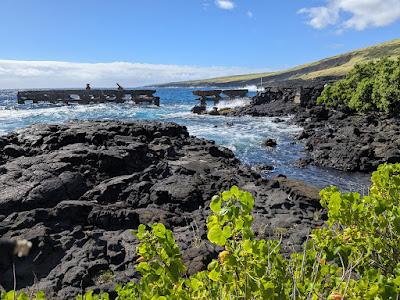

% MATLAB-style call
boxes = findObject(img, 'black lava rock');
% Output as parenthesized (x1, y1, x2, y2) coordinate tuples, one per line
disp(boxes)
(0, 120, 322, 298)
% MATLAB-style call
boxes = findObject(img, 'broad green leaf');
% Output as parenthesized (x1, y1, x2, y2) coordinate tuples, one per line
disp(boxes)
(210, 195, 222, 213)
(207, 226, 226, 246)
(208, 269, 221, 281)
(222, 225, 232, 239)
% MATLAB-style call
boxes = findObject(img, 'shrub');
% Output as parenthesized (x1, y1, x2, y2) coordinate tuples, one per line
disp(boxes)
(317, 57, 400, 114)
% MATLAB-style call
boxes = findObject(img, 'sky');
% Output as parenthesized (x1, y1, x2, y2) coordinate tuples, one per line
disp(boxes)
(0, 0, 399, 88)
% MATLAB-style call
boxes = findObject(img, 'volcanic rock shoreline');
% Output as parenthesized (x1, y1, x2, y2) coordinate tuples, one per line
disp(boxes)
(229, 83, 400, 173)
(0, 120, 323, 298)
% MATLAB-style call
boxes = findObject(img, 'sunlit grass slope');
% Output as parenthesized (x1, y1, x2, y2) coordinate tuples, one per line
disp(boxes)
(162, 39, 400, 87)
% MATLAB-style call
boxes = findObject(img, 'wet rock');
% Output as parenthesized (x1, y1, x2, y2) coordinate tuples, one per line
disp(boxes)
(208, 107, 219, 115)
(217, 108, 232, 116)
(251, 164, 274, 174)
(272, 118, 286, 123)
(263, 139, 277, 148)
(191, 105, 206, 115)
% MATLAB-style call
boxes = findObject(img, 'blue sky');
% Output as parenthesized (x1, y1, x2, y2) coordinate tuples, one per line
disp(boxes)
(0, 0, 399, 88)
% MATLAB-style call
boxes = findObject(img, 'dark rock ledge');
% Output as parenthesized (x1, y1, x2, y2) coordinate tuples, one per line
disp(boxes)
(293, 108, 400, 172)
(0, 120, 322, 298)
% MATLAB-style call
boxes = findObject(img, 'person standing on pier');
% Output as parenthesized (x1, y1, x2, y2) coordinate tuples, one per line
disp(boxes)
(86, 83, 91, 90)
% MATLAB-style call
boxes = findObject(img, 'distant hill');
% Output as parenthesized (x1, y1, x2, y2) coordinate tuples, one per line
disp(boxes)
(158, 39, 400, 88)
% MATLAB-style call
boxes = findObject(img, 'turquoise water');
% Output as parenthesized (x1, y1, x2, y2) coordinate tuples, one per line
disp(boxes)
(0, 88, 370, 191)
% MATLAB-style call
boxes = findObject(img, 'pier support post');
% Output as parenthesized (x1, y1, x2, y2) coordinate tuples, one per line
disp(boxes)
(17, 93, 25, 104)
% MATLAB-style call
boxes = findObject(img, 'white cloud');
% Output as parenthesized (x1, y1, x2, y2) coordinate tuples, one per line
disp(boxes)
(298, 5, 339, 29)
(247, 11, 253, 18)
(0, 60, 257, 89)
(215, 0, 235, 10)
(299, 0, 400, 30)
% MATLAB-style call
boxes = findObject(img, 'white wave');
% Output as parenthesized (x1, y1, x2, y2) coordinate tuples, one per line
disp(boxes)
(241, 84, 265, 92)
(0, 103, 143, 128)
(161, 111, 194, 119)
(210, 98, 251, 111)
(243, 85, 258, 92)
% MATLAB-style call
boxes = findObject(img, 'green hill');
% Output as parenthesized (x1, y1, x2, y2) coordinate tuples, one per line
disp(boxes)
(160, 39, 400, 87)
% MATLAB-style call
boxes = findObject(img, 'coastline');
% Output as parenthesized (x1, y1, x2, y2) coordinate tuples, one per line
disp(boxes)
(0, 77, 398, 298)
(201, 80, 400, 176)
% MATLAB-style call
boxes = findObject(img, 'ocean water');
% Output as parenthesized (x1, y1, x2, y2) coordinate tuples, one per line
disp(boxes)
(0, 88, 370, 192)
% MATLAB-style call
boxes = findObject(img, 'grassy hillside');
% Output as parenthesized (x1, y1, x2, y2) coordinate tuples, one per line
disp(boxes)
(161, 39, 400, 87)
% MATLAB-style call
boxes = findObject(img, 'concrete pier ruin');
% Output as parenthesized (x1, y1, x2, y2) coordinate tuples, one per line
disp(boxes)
(17, 89, 160, 106)
(222, 89, 249, 99)
(192, 89, 248, 101)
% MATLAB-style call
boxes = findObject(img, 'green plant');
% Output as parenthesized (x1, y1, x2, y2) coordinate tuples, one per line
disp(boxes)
(290, 164, 400, 299)
(205, 187, 290, 299)
(126, 223, 188, 299)
(309, 163, 400, 298)
(317, 57, 400, 114)
(76, 291, 109, 300)
(0, 291, 46, 300)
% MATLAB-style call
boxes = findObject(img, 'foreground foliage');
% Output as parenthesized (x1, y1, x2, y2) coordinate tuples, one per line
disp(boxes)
(317, 57, 400, 114)
(2, 164, 400, 299)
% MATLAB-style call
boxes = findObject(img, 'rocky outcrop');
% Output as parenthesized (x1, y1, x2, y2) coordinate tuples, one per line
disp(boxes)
(263, 139, 277, 148)
(0, 120, 323, 298)
(294, 107, 400, 172)
(231, 85, 325, 117)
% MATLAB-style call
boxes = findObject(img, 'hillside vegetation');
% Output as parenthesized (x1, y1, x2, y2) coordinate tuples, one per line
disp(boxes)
(317, 57, 400, 114)
(161, 39, 400, 87)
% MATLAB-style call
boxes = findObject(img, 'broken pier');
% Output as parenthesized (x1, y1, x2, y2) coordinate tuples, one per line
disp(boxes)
(17, 89, 160, 106)
(192, 89, 248, 101)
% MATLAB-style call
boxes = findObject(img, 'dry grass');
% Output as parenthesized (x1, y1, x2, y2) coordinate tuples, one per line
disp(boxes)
(169, 38, 400, 86)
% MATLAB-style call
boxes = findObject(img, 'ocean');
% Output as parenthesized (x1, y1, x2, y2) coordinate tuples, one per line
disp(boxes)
(0, 88, 370, 191)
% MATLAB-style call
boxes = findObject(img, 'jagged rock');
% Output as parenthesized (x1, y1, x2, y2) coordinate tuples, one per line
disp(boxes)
(230, 84, 326, 117)
(191, 105, 206, 115)
(251, 164, 274, 174)
(263, 139, 277, 148)
(208, 107, 219, 115)
(293, 110, 400, 172)
(0, 120, 322, 298)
